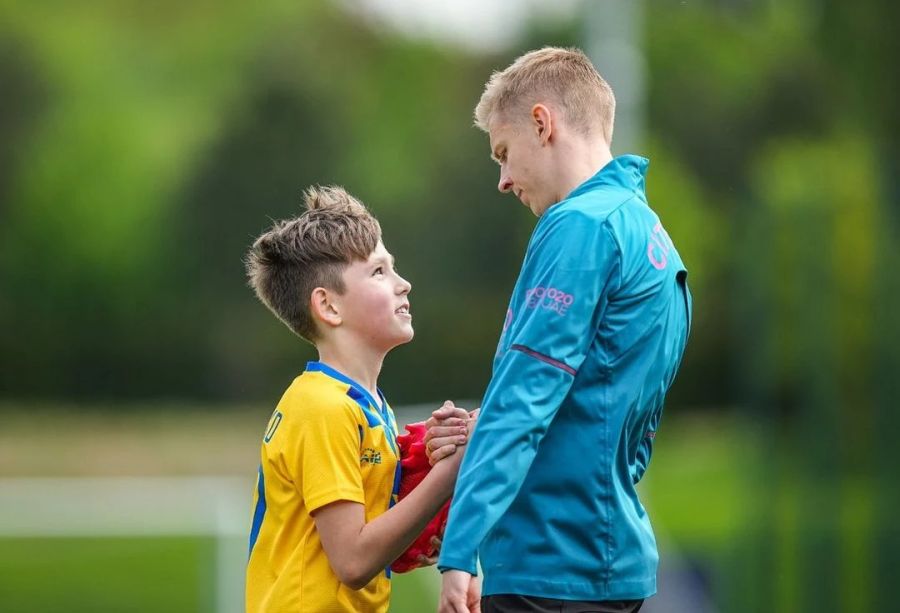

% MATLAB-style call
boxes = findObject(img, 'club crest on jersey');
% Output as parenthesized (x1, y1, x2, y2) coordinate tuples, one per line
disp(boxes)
(360, 447, 382, 465)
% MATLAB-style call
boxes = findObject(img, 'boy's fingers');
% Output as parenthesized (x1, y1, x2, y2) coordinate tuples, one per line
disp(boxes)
(427, 434, 467, 453)
(428, 443, 457, 465)
(417, 553, 438, 566)
(431, 409, 466, 421)
(431, 402, 469, 421)
(432, 400, 456, 416)
(426, 425, 467, 440)
(416, 555, 438, 566)
(430, 439, 461, 453)
(425, 417, 465, 433)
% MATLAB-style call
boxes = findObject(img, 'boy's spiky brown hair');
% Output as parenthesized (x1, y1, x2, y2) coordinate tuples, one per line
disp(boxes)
(245, 185, 382, 343)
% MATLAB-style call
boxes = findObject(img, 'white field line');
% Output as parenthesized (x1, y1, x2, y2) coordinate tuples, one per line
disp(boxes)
(0, 476, 252, 538)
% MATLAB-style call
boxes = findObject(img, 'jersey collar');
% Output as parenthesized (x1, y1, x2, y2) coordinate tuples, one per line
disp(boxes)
(565, 154, 649, 201)
(305, 361, 387, 411)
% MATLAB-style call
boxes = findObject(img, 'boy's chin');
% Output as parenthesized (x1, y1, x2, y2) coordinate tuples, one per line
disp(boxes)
(386, 328, 415, 350)
(365, 329, 414, 354)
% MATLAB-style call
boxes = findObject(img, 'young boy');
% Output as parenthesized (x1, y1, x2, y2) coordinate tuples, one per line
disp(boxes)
(435, 47, 692, 613)
(244, 185, 466, 612)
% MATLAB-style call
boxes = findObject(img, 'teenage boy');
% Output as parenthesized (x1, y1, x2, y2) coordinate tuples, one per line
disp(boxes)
(244, 185, 467, 613)
(435, 47, 693, 613)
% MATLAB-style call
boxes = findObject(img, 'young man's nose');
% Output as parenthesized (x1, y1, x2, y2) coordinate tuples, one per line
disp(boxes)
(498, 173, 514, 193)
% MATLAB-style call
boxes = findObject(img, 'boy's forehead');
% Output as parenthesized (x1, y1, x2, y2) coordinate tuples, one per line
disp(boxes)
(368, 241, 393, 261)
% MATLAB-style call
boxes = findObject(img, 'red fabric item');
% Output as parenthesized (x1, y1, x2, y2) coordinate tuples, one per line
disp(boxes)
(390, 421, 452, 573)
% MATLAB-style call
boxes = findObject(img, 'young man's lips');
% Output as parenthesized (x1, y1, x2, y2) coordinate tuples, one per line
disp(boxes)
(395, 304, 411, 317)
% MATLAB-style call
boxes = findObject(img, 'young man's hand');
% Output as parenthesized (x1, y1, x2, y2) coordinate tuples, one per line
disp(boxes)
(425, 402, 480, 465)
(438, 570, 481, 613)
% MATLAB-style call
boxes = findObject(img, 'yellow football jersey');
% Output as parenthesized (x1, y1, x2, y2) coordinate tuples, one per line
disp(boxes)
(246, 361, 400, 613)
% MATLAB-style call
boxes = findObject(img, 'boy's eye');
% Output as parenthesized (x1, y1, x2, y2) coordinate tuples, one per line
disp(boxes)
(374, 266, 384, 275)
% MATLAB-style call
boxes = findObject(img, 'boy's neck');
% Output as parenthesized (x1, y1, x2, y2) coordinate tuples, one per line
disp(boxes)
(315, 340, 385, 401)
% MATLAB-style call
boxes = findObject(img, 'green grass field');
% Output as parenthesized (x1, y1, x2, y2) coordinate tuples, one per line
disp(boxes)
(0, 407, 764, 612)
(0, 537, 216, 612)
(0, 536, 437, 612)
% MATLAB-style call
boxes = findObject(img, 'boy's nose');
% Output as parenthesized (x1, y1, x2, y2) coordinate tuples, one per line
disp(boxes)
(397, 276, 411, 295)
(498, 174, 514, 193)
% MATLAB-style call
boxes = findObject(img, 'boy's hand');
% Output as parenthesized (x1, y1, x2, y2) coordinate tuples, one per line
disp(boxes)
(425, 401, 472, 465)
(415, 535, 442, 567)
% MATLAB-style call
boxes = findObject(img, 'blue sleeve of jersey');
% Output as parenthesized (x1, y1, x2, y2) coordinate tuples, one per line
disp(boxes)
(438, 209, 621, 575)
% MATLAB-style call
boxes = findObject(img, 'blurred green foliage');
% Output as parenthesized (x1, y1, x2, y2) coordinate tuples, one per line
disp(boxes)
(0, 0, 533, 402)
(2, 0, 895, 411)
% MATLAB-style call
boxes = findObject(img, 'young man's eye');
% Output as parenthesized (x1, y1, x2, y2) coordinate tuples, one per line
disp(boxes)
(373, 266, 384, 275)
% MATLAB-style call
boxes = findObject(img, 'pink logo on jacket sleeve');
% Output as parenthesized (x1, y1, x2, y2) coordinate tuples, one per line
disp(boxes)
(647, 222, 674, 270)
(525, 286, 575, 316)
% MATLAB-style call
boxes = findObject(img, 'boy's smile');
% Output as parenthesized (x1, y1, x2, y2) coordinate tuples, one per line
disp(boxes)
(335, 241, 413, 351)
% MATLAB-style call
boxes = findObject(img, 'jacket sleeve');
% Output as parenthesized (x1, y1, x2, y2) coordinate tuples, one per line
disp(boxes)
(632, 409, 660, 485)
(438, 209, 621, 574)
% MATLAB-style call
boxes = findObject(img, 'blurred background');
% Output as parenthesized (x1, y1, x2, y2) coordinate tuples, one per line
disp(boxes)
(1, 0, 898, 611)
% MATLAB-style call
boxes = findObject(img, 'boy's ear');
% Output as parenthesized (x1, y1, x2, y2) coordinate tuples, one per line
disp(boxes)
(531, 103, 553, 145)
(310, 287, 342, 328)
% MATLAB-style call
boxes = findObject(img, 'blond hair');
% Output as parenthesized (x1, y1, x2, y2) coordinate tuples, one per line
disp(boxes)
(474, 47, 616, 144)
(245, 186, 382, 343)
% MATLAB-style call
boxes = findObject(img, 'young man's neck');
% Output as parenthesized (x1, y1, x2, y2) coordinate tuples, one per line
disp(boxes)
(553, 138, 614, 204)
(315, 339, 385, 401)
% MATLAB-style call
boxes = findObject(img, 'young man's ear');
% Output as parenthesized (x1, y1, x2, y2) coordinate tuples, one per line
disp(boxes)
(531, 103, 553, 145)
(310, 287, 342, 328)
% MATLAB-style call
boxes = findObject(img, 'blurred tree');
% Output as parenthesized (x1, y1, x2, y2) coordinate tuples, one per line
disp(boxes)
(0, 0, 896, 428)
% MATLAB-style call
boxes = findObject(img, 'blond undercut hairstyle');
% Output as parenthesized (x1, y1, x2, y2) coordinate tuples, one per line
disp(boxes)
(474, 46, 616, 145)
(245, 185, 382, 344)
